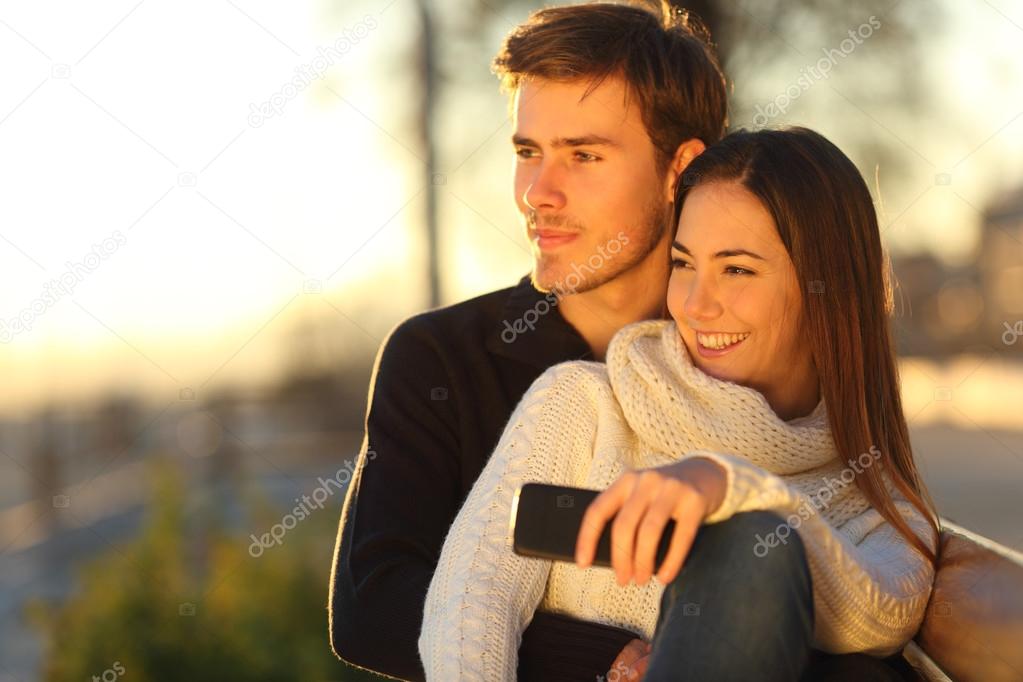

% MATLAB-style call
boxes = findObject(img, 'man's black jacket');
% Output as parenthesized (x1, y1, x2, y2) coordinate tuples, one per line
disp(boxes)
(328, 275, 641, 681)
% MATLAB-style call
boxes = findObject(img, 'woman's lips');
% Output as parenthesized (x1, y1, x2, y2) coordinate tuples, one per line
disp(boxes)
(695, 333, 749, 359)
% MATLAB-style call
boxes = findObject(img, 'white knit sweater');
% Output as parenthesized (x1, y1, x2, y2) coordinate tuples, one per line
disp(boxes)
(419, 319, 936, 681)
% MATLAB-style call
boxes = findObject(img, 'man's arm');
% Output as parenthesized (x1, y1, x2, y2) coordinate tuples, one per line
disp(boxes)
(329, 318, 461, 681)
(328, 316, 640, 681)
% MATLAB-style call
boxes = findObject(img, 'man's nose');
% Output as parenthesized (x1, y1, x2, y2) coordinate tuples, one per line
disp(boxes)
(523, 161, 566, 212)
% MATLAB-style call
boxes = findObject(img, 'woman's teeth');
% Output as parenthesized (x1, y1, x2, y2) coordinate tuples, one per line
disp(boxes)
(697, 332, 750, 349)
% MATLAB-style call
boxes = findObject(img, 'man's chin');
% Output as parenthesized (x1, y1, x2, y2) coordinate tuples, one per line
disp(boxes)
(529, 271, 560, 295)
(530, 264, 591, 296)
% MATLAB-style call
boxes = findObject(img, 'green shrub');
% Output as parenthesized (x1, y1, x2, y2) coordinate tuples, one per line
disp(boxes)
(28, 458, 388, 681)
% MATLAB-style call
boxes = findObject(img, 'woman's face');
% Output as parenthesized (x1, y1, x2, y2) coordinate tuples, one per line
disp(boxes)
(666, 181, 819, 418)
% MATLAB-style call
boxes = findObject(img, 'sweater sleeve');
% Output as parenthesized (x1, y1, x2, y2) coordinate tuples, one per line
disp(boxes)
(418, 365, 604, 681)
(688, 450, 936, 657)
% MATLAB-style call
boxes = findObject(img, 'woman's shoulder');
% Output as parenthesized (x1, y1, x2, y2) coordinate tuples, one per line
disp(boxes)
(516, 360, 621, 418)
(513, 360, 628, 448)
(530, 359, 611, 394)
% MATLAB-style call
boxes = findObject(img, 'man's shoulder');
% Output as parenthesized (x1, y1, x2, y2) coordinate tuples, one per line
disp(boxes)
(380, 281, 521, 357)
(406, 283, 518, 332)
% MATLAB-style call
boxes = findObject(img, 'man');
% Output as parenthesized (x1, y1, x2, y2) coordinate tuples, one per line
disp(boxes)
(328, 3, 727, 680)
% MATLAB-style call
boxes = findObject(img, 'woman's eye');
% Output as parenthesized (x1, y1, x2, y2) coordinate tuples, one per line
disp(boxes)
(725, 266, 754, 276)
(671, 259, 753, 276)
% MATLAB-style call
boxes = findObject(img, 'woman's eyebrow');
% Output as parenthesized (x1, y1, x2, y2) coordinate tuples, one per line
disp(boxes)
(672, 240, 766, 261)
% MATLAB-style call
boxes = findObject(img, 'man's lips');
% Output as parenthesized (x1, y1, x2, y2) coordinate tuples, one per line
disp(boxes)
(532, 231, 579, 249)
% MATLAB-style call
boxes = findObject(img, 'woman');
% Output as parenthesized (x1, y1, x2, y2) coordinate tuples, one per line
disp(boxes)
(418, 128, 940, 681)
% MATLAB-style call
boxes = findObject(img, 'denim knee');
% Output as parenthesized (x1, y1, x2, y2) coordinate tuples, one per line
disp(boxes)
(647, 511, 816, 682)
(657, 510, 813, 619)
(720, 510, 808, 573)
(687, 511, 805, 568)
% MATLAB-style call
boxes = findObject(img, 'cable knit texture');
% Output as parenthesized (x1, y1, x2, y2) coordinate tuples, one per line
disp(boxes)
(419, 319, 936, 681)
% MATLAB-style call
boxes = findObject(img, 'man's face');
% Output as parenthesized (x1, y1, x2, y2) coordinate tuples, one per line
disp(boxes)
(511, 75, 670, 294)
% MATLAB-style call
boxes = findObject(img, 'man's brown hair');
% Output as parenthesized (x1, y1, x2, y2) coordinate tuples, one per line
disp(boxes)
(492, 1, 728, 174)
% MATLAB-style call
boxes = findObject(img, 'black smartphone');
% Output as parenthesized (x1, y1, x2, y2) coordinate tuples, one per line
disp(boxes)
(511, 482, 675, 568)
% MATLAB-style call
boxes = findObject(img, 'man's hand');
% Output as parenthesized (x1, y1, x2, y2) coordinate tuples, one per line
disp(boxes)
(575, 456, 728, 587)
(607, 638, 652, 681)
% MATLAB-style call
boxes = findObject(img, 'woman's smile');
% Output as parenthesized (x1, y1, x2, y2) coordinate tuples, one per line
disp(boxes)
(694, 330, 751, 357)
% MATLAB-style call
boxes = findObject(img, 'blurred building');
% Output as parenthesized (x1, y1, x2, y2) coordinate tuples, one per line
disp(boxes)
(980, 187, 1023, 349)
(892, 187, 1023, 357)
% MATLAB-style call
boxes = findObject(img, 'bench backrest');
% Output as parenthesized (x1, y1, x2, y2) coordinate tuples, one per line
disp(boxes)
(914, 522, 1023, 682)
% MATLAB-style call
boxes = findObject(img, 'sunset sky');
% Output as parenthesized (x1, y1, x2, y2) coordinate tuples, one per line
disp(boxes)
(1, 0, 1021, 415)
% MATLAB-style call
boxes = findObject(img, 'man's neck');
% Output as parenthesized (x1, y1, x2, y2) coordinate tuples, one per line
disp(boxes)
(557, 243, 669, 361)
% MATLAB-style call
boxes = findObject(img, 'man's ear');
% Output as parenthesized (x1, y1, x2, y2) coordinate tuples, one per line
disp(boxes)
(664, 138, 707, 203)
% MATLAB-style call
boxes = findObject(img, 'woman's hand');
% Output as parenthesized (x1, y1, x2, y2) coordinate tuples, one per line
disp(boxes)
(575, 457, 728, 587)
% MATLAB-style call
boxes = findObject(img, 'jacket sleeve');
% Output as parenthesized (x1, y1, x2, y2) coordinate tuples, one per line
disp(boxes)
(328, 317, 462, 681)
(418, 364, 615, 681)
(689, 450, 937, 657)
(329, 320, 638, 681)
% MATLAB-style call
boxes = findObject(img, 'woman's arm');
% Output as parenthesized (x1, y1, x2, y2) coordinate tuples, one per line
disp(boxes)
(418, 363, 607, 681)
(575, 449, 935, 657)
(689, 450, 937, 656)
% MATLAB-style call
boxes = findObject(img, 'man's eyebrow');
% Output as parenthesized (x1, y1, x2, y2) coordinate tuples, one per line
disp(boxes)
(512, 134, 619, 148)
(672, 240, 766, 261)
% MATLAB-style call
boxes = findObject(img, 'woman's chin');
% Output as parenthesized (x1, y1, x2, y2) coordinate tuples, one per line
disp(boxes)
(692, 352, 746, 386)
(683, 338, 741, 381)
(701, 364, 736, 383)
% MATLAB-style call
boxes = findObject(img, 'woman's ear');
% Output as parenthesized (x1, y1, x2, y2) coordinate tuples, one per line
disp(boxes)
(664, 138, 707, 203)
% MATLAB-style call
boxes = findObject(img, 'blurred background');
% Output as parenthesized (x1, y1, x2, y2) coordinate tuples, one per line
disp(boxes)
(1, 0, 1022, 679)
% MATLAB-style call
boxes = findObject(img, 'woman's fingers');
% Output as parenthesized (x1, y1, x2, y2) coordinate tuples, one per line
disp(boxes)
(631, 485, 682, 585)
(605, 472, 662, 584)
(578, 465, 711, 586)
(575, 475, 634, 568)
(655, 499, 701, 585)
(610, 473, 662, 585)
(633, 482, 704, 586)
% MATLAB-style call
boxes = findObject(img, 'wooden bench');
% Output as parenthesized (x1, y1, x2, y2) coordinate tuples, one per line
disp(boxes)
(902, 521, 1023, 681)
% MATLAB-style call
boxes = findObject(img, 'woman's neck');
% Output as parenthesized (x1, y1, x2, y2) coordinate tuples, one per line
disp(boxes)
(763, 377, 822, 422)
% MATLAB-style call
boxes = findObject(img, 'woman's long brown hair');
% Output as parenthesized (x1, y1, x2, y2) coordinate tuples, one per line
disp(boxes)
(675, 127, 940, 564)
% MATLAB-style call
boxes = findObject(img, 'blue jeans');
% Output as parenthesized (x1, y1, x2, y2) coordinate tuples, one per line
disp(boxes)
(644, 511, 905, 681)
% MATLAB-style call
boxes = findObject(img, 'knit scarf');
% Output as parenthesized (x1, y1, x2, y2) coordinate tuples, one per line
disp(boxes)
(605, 319, 875, 526)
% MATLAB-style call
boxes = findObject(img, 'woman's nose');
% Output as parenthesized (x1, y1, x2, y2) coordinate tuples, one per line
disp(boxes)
(684, 276, 723, 322)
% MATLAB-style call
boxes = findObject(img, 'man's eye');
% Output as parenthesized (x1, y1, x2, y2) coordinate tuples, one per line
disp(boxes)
(574, 151, 600, 162)
(515, 148, 538, 159)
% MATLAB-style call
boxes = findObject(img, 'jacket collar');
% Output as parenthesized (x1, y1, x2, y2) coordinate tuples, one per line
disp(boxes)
(485, 275, 593, 369)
